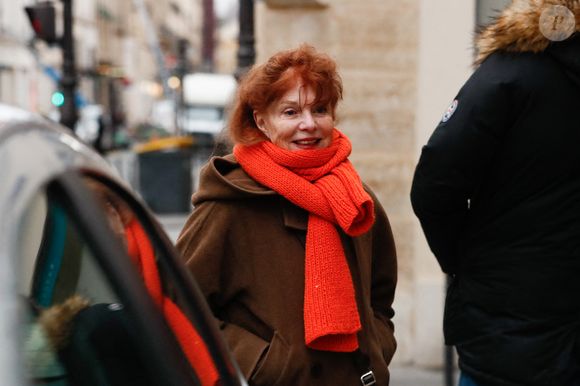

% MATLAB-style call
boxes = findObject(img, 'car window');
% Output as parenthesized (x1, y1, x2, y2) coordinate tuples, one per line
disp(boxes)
(15, 173, 195, 386)
(15, 171, 244, 386)
(79, 173, 245, 386)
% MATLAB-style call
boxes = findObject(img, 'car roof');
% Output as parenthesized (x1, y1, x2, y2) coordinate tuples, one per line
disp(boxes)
(0, 104, 44, 130)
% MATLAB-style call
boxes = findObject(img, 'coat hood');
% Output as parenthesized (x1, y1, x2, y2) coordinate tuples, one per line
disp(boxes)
(475, 0, 580, 65)
(192, 154, 275, 206)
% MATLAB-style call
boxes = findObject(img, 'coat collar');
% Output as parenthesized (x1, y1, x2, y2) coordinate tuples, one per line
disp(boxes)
(475, 0, 580, 65)
(192, 154, 276, 206)
(281, 198, 308, 231)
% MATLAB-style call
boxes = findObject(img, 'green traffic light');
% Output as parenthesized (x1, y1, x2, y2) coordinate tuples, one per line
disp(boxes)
(51, 91, 65, 107)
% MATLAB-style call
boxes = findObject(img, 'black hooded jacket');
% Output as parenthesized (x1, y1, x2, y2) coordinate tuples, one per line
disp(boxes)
(411, 4, 580, 385)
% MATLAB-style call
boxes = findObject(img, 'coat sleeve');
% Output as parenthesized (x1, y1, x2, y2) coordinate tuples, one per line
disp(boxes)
(410, 55, 522, 274)
(175, 201, 269, 380)
(368, 192, 398, 364)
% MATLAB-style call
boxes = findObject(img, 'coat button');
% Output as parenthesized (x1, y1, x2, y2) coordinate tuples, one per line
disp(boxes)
(310, 363, 322, 378)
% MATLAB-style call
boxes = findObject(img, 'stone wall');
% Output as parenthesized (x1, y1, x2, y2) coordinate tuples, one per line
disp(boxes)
(256, 0, 478, 367)
(256, 0, 420, 365)
(413, 0, 475, 367)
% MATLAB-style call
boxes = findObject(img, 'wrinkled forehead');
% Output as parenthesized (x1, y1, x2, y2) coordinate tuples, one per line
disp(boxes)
(275, 82, 316, 105)
(272, 69, 327, 107)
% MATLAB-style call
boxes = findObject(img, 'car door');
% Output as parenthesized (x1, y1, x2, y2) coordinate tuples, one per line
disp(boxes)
(15, 169, 246, 386)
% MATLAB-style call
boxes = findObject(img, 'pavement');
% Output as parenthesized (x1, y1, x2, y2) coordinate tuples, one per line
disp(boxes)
(155, 213, 457, 386)
(156, 213, 189, 242)
(390, 366, 456, 386)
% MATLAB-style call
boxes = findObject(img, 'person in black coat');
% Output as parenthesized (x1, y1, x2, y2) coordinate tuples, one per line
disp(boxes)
(411, 1, 580, 385)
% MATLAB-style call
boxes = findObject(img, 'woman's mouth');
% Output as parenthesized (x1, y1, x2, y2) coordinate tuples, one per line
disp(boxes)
(293, 138, 320, 148)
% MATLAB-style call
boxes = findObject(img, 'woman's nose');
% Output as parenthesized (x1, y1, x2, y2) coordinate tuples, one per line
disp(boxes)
(299, 111, 316, 130)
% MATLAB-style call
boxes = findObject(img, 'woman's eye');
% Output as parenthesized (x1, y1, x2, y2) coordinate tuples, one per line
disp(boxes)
(314, 106, 328, 114)
(283, 109, 297, 116)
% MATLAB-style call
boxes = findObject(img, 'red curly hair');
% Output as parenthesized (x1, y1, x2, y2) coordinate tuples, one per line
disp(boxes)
(228, 44, 343, 145)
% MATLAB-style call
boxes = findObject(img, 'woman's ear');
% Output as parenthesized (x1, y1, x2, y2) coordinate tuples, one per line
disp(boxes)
(253, 111, 267, 135)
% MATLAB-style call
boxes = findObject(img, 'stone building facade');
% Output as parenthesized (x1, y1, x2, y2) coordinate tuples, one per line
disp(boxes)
(254, 0, 480, 367)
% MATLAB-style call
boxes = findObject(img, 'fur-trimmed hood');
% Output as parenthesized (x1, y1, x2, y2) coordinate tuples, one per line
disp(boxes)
(476, 0, 580, 65)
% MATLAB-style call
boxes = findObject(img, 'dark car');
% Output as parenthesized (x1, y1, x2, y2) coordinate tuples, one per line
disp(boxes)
(0, 104, 247, 386)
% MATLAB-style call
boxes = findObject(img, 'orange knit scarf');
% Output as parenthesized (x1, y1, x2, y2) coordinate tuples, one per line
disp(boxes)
(234, 129, 375, 352)
(125, 218, 219, 386)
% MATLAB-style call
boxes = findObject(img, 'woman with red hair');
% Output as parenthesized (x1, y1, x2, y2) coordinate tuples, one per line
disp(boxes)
(177, 44, 397, 386)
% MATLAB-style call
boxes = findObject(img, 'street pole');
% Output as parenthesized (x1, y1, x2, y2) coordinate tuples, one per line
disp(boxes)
(201, 0, 215, 72)
(60, 0, 78, 131)
(235, 0, 255, 80)
(175, 38, 189, 136)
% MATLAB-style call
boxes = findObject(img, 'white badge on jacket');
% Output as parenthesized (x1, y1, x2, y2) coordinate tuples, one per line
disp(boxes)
(441, 99, 458, 123)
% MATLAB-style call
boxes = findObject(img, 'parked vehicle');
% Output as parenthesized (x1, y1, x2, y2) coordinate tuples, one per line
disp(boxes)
(180, 72, 237, 136)
(0, 104, 247, 386)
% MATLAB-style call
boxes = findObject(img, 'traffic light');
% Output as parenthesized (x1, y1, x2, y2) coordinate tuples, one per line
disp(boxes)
(24, 2, 57, 44)
(51, 91, 65, 107)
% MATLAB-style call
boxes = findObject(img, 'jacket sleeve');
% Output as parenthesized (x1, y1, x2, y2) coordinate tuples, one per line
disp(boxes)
(410, 55, 520, 274)
(368, 192, 398, 364)
(175, 201, 269, 380)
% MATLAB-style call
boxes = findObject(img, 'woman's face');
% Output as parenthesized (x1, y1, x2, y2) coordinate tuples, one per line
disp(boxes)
(253, 82, 334, 151)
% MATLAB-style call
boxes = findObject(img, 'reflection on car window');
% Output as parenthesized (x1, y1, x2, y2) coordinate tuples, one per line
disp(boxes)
(17, 182, 159, 386)
(16, 174, 225, 386)
(84, 176, 221, 386)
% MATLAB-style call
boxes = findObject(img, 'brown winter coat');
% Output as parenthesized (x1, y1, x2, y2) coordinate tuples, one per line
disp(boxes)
(176, 154, 397, 386)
